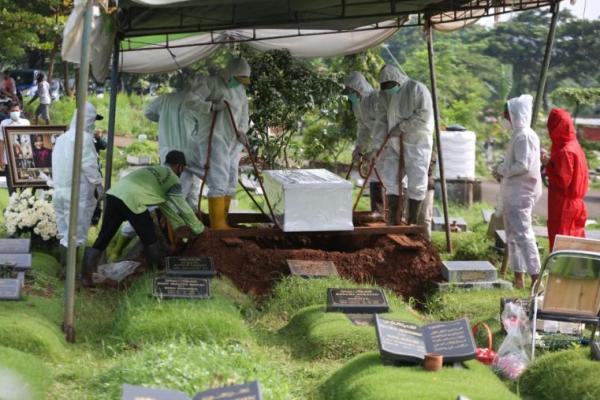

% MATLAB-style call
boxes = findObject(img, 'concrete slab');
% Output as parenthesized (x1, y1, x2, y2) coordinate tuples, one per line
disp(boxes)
(442, 260, 497, 283)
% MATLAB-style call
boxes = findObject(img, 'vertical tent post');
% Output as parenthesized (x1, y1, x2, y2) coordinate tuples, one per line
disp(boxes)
(532, 0, 560, 128)
(427, 20, 452, 252)
(63, 0, 94, 343)
(105, 36, 120, 190)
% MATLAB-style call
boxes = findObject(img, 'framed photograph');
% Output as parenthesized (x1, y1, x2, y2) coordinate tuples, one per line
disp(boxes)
(3, 125, 67, 188)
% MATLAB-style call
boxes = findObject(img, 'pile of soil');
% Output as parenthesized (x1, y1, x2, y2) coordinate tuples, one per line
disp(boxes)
(184, 233, 442, 300)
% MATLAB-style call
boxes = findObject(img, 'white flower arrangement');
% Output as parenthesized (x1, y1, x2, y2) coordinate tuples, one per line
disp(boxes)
(3, 189, 58, 241)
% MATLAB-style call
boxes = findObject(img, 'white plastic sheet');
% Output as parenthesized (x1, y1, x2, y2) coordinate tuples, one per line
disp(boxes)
(263, 169, 353, 232)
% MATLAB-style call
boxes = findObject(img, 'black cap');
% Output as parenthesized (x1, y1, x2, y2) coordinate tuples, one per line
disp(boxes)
(165, 150, 186, 166)
(95, 114, 104, 121)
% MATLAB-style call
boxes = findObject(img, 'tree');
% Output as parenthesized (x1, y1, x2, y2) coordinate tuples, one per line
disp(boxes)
(551, 87, 600, 118)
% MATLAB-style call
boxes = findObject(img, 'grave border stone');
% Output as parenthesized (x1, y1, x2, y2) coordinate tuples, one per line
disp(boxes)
(0, 278, 21, 300)
(287, 259, 339, 278)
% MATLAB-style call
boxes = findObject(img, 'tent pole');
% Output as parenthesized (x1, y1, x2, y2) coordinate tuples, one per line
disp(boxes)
(532, 0, 560, 129)
(105, 36, 120, 190)
(63, 0, 94, 343)
(427, 21, 452, 253)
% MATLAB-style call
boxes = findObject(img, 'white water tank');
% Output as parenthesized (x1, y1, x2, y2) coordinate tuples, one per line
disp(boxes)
(435, 127, 477, 180)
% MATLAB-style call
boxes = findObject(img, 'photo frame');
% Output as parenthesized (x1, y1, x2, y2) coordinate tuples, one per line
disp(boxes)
(3, 125, 67, 189)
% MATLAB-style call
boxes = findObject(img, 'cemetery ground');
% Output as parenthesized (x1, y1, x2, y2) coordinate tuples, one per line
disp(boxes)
(1, 186, 599, 400)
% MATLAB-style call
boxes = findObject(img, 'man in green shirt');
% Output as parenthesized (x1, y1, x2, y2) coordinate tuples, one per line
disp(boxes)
(82, 150, 204, 286)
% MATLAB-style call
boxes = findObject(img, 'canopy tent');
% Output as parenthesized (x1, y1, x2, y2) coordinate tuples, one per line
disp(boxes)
(60, 0, 563, 342)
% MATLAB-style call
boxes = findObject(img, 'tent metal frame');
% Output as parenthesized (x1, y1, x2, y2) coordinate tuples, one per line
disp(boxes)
(64, 0, 563, 342)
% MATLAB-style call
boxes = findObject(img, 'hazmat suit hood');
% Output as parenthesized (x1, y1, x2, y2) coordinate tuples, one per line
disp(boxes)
(507, 94, 533, 131)
(69, 102, 98, 135)
(344, 71, 373, 97)
(222, 57, 251, 81)
(547, 107, 576, 152)
(378, 65, 409, 86)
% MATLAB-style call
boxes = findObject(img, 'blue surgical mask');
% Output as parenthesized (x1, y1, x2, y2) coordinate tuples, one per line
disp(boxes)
(348, 93, 359, 104)
(383, 85, 401, 94)
(9, 111, 20, 121)
(227, 78, 241, 88)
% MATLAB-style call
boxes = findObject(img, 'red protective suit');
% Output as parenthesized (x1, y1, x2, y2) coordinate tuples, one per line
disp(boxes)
(546, 108, 589, 250)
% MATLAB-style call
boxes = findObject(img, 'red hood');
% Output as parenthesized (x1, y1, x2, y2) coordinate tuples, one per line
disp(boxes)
(547, 108, 576, 149)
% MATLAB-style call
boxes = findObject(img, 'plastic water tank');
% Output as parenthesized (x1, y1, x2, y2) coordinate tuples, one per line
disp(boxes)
(435, 126, 476, 180)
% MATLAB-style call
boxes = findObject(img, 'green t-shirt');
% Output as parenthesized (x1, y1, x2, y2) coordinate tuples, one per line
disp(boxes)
(108, 165, 204, 234)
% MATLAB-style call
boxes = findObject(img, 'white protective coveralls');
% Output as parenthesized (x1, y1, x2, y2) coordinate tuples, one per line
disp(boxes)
(145, 91, 201, 209)
(344, 72, 391, 186)
(374, 65, 434, 200)
(184, 58, 250, 198)
(52, 102, 103, 247)
(500, 94, 542, 275)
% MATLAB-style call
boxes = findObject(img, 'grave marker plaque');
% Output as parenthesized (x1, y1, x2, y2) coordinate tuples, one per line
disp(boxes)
(442, 261, 497, 283)
(326, 288, 389, 313)
(421, 319, 477, 363)
(153, 277, 210, 299)
(0, 238, 31, 254)
(287, 259, 339, 278)
(165, 257, 215, 278)
(194, 381, 262, 400)
(0, 278, 21, 300)
(0, 253, 32, 270)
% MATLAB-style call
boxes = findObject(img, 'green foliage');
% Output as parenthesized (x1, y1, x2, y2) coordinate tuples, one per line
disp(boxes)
(90, 341, 295, 400)
(281, 302, 422, 360)
(0, 313, 66, 360)
(115, 276, 251, 345)
(520, 348, 600, 400)
(321, 352, 519, 400)
(0, 346, 53, 400)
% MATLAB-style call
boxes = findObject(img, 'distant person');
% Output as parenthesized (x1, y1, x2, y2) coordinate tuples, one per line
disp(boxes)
(543, 108, 589, 250)
(31, 134, 51, 168)
(28, 73, 51, 125)
(0, 102, 30, 167)
(82, 151, 205, 286)
(1, 71, 17, 103)
(499, 95, 542, 289)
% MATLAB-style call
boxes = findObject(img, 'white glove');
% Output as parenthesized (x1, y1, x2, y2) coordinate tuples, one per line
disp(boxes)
(211, 100, 226, 112)
(237, 130, 250, 147)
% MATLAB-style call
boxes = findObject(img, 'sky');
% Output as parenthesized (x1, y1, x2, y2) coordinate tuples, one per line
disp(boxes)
(478, 0, 600, 26)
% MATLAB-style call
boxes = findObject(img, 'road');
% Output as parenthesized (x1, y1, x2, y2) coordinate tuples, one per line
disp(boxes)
(480, 180, 600, 220)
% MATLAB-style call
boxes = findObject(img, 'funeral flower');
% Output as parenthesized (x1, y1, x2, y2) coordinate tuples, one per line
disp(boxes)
(3, 189, 58, 241)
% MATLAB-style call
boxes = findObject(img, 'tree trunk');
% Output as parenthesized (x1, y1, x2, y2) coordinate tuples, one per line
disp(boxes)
(47, 39, 60, 83)
(63, 62, 72, 97)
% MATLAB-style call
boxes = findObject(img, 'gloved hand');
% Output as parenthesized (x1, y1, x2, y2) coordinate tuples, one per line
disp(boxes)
(237, 130, 250, 147)
(352, 147, 362, 162)
(211, 100, 226, 112)
(389, 124, 404, 137)
(95, 183, 105, 199)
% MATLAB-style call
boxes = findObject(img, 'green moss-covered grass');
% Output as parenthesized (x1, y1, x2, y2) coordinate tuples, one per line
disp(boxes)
(322, 352, 519, 400)
(116, 276, 251, 345)
(0, 312, 66, 360)
(31, 251, 61, 277)
(425, 288, 528, 350)
(89, 340, 295, 400)
(281, 299, 423, 360)
(520, 347, 600, 400)
(0, 346, 53, 400)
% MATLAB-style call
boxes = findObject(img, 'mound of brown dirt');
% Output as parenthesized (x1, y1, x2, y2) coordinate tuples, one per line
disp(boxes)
(183, 232, 442, 300)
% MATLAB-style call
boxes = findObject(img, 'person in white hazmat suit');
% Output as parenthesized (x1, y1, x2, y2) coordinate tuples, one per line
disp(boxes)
(52, 102, 104, 267)
(184, 57, 250, 230)
(371, 65, 434, 225)
(145, 91, 201, 210)
(499, 94, 542, 289)
(344, 71, 387, 213)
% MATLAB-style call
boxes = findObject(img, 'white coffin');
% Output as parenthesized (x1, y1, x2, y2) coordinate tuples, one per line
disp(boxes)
(263, 169, 354, 232)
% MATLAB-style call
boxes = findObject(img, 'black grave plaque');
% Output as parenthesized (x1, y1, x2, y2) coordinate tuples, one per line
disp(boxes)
(153, 277, 211, 299)
(165, 257, 216, 278)
(0, 278, 21, 300)
(421, 319, 477, 363)
(326, 288, 389, 313)
(287, 259, 339, 278)
(0, 239, 31, 254)
(194, 381, 262, 400)
(0, 253, 32, 270)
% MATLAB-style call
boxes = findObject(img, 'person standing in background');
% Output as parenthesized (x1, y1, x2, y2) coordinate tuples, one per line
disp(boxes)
(28, 73, 51, 125)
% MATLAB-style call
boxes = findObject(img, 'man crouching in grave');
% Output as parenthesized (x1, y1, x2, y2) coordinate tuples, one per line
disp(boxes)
(81, 150, 205, 287)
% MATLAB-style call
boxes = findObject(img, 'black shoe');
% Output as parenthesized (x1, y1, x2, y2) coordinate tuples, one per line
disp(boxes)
(144, 242, 162, 271)
(58, 245, 68, 279)
(81, 247, 102, 287)
(408, 199, 423, 225)
(369, 182, 384, 213)
(386, 195, 400, 225)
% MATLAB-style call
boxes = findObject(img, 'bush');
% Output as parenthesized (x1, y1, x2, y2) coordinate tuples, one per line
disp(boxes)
(0, 346, 53, 400)
(90, 341, 295, 400)
(0, 313, 66, 360)
(115, 276, 251, 345)
(520, 347, 600, 400)
(321, 352, 519, 400)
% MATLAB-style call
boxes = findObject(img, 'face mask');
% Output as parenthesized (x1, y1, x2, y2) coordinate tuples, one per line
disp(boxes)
(500, 117, 512, 130)
(383, 85, 401, 95)
(10, 111, 20, 121)
(227, 78, 241, 89)
(347, 93, 359, 104)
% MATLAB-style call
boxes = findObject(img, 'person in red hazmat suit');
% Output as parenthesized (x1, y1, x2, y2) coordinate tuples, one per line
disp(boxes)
(543, 108, 589, 250)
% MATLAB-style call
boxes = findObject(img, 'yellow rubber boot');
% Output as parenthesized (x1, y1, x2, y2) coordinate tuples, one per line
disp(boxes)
(224, 196, 232, 213)
(209, 197, 230, 230)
